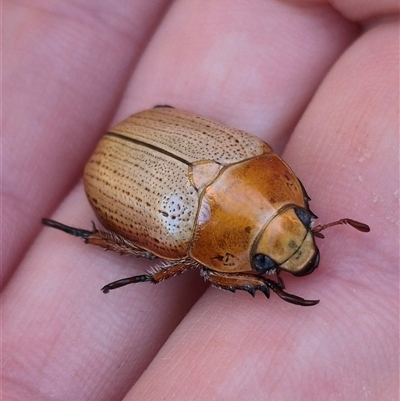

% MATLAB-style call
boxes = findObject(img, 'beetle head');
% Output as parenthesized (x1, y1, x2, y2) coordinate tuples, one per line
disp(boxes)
(252, 206, 319, 276)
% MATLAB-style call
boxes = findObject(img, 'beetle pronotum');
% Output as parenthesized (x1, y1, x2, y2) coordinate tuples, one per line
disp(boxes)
(43, 106, 370, 306)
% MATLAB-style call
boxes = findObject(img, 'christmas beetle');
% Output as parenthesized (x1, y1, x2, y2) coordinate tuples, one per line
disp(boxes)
(43, 106, 370, 306)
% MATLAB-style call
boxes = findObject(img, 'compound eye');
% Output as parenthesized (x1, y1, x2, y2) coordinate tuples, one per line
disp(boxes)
(294, 207, 314, 229)
(252, 254, 277, 274)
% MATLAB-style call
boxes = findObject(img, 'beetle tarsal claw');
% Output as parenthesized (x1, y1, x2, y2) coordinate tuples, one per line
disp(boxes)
(263, 276, 319, 306)
(42, 218, 93, 240)
(258, 285, 270, 299)
(272, 287, 319, 307)
(101, 274, 151, 293)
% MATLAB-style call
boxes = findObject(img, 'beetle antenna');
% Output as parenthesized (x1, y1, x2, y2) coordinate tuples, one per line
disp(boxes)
(312, 218, 370, 239)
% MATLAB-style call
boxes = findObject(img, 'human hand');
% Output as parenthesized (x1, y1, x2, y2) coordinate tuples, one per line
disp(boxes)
(3, 1, 398, 400)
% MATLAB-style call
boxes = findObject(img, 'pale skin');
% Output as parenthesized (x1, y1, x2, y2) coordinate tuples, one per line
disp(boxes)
(3, 0, 399, 400)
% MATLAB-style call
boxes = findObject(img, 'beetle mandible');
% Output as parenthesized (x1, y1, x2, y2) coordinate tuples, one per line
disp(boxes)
(42, 105, 370, 306)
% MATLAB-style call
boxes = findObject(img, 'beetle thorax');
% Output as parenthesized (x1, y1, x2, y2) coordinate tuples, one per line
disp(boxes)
(189, 154, 312, 274)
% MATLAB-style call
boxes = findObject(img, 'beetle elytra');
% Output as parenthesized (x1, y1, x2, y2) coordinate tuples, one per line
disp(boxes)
(42, 106, 370, 306)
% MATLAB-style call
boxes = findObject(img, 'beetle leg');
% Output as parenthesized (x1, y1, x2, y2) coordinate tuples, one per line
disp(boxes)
(101, 258, 196, 293)
(200, 269, 270, 298)
(201, 269, 319, 306)
(265, 279, 319, 306)
(42, 218, 157, 259)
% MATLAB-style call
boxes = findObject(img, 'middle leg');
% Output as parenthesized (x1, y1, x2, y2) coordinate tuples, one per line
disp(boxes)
(101, 257, 197, 293)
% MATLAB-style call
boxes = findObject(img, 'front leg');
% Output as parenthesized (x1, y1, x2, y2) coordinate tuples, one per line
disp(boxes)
(201, 269, 319, 306)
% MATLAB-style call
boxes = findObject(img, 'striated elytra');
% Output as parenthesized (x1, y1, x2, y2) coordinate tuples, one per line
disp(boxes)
(42, 106, 370, 306)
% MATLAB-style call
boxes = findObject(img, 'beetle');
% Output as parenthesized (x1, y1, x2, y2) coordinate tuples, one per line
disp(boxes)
(42, 105, 370, 306)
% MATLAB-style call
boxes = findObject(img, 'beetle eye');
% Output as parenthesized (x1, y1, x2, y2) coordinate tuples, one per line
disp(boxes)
(252, 254, 277, 274)
(294, 207, 313, 229)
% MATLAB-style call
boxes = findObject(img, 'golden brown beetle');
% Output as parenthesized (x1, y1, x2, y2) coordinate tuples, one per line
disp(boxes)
(43, 106, 370, 306)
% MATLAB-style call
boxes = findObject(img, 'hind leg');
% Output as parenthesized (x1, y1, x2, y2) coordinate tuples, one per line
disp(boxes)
(42, 218, 156, 259)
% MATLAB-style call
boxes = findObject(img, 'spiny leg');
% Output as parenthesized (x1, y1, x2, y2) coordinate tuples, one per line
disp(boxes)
(42, 218, 156, 259)
(101, 258, 196, 293)
(201, 269, 319, 306)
